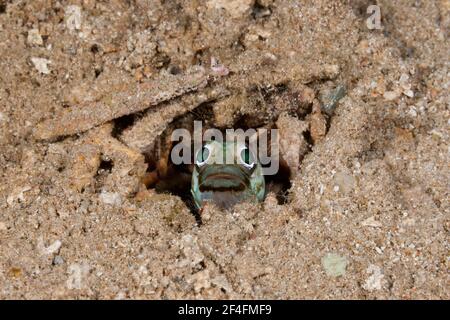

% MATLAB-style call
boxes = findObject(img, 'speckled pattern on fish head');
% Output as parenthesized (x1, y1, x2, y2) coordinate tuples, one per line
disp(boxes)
(191, 140, 265, 210)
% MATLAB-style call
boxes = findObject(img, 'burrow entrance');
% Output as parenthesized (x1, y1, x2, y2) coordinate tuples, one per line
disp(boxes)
(116, 82, 344, 220)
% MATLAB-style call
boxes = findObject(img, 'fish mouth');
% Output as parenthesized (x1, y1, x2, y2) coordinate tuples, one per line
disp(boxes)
(198, 165, 250, 192)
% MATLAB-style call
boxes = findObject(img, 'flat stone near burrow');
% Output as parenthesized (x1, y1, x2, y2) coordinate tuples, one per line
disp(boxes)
(33, 66, 210, 141)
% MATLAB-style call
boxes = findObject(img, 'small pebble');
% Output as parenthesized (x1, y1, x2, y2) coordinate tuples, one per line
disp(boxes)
(408, 106, 417, 117)
(9, 267, 22, 278)
(53, 255, 64, 265)
(333, 171, 355, 194)
(99, 191, 122, 206)
(7, 186, 32, 206)
(27, 29, 43, 46)
(207, 0, 254, 18)
(403, 89, 414, 98)
(66, 263, 90, 290)
(210, 57, 229, 76)
(361, 216, 382, 228)
(399, 73, 410, 85)
(31, 57, 51, 74)
(363, 265, 384, 291)
(383, 91, 400, 101)
(44, 240, 62, 255)
(0, 221, 7, 231)
(324, 64, 340, 79)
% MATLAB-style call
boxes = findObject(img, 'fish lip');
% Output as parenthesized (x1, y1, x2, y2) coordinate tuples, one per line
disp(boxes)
(198, 165, 250, 192)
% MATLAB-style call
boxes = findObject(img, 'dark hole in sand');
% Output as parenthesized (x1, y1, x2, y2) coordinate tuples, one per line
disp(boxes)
(264, 160, 292, 205)
(98, 159, 113, 173)
(94, 158, 114, 193)
(145, 102, 295, 219)
(112, 114, 137, 138)
(90, 44, 100, 54)
(94, 68, 103, 78)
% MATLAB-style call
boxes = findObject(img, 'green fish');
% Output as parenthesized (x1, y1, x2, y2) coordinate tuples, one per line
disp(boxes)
(191, 141, 265, 210)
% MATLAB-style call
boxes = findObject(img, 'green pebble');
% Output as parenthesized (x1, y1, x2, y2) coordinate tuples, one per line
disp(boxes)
(320, 85, 347, 115)
(322, 253, 348, 277)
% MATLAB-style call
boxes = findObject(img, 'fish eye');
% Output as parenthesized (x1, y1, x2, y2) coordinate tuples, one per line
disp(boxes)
(240, 147, 255, 169)
(196, 145, 211, 166)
